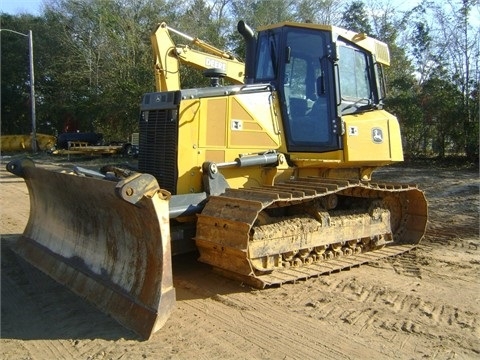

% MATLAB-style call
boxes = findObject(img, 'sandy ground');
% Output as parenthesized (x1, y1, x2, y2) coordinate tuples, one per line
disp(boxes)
(1, 154, 479, 360)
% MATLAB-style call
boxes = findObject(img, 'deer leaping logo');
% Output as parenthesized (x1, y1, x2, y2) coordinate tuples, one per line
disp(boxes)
(372, 128, 383, 144)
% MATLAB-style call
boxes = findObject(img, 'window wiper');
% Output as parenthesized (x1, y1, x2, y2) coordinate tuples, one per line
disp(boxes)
(342, 98, 377, 113)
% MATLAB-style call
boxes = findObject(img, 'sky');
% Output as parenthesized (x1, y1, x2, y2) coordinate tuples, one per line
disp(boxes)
(0, 0, 43, 15)
(1, 0, 423, 17)
(1, 0, 478, 27)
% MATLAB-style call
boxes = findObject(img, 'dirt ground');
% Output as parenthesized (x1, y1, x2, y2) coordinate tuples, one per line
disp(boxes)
(1, 154, 479, 360)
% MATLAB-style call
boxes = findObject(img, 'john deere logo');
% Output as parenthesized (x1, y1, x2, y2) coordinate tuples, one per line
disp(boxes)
(372, 128, 383, 144)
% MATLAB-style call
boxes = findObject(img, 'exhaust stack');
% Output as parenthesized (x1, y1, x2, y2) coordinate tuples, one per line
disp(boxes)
(237, 20, 256, 84)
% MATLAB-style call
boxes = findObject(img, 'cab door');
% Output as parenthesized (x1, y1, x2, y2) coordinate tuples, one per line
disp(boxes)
(279, 27, 340, 153)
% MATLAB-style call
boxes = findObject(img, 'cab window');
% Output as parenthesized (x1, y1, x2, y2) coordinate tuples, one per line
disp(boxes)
(338, 44, 370, 99)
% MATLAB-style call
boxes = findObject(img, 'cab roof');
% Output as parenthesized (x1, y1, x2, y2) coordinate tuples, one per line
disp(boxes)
(257, 22, 390, 66)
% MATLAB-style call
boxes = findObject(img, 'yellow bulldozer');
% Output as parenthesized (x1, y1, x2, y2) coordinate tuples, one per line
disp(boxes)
(6, 20, 428, 339)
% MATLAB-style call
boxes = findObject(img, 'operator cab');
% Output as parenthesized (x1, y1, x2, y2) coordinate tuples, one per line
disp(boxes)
(249, 23, 385, 153)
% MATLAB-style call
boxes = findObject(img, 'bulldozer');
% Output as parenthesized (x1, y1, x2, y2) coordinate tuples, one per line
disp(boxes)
(6, 20, 428, 339)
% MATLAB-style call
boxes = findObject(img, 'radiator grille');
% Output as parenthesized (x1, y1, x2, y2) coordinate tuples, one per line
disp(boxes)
(138, 109, 178, 194)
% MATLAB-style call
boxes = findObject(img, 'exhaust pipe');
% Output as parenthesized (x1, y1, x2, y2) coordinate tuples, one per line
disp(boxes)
(237, 20, 256, 84)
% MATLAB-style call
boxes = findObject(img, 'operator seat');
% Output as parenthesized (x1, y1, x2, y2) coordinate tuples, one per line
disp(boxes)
(289, 77, 330, 143)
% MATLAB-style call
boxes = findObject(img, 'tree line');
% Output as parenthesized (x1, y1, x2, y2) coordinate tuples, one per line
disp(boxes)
(1, 0, 479, 160)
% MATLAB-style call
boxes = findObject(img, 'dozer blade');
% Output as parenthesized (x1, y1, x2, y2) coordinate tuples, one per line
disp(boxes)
(6, 158, 175, 339)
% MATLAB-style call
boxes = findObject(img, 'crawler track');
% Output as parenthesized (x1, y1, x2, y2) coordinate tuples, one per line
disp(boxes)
(195, 178, 428, 288)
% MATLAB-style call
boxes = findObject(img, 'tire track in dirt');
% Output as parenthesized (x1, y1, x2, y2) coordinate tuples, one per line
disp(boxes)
(1, 241, 135, 360)
(277, 255, 480, 356)
(1, 249, 82, 360)
(178, 248, 480, 356)
(309, 274, 478, 335)
(167, 267, 393, 359)
(178, 288, 384, 359)
(175, 284, 338, 359)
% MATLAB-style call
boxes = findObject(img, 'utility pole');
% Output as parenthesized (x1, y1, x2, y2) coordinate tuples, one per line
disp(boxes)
(0, 28, 37, 152)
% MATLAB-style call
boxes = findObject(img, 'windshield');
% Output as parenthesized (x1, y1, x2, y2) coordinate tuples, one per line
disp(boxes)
(337, 42, 374, 114)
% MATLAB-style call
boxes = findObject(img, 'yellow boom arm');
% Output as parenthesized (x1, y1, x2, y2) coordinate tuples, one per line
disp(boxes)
(151, 22, 245, 91)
